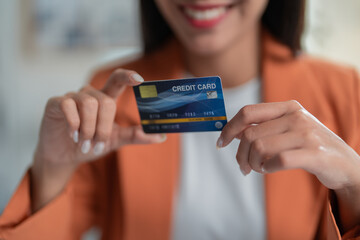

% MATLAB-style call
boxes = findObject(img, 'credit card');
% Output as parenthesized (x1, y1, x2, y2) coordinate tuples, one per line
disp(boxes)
(133, 76, 227, 133)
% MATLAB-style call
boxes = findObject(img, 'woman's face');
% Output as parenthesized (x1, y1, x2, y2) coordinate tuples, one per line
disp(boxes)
(154, 0, 269, 55)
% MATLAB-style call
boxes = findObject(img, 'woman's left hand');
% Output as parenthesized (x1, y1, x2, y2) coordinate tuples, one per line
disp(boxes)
(217, 100, 360, 231)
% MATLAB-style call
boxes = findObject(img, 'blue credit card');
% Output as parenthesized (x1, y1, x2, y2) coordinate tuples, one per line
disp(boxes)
(133, 76, 228, 133)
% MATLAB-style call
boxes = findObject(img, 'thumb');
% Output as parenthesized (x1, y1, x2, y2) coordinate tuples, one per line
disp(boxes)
(109, 124, 167, 150)
(101, 69, 144, 99)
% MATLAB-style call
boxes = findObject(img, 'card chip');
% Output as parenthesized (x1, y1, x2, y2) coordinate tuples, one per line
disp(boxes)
(139, 85, 158, 98)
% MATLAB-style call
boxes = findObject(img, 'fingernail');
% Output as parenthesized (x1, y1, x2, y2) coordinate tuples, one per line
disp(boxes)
(81, 140, 91, 154)
(131, 73, 144, 83)
(93, 142, 105, 155)
(240, 167, 248, 176)
(216, 137, 223, 149)
(244, 165, 252, 175)
(73, 130, 79, 143)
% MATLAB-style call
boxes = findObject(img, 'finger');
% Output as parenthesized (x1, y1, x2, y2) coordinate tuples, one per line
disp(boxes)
(218, 100, 302, 148)
(235, 124, 274, 176)
(46, 96, 80, 140)
(233, 116, 293, 175)
(262, 149, 317, 174)
(110, 125, 166, 149)
(83, 88, 117, 155)
(69, 93, 99, 153)
(236, 134, 252, 176)
(238, 113, 294, 140)
(59, 97, 81, 140)
(101, 69, 144, 99)
(248, 131, 305, 173)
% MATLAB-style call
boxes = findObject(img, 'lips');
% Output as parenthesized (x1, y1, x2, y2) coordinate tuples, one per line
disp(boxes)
(184, 6, 227, 20)
(179, 3, 234, 29)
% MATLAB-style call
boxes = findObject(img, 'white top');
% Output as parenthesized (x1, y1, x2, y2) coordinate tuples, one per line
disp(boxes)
(172, 78, 266, 240)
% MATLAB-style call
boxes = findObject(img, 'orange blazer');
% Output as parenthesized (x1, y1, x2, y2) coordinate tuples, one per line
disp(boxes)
(1, 31, 360, 240)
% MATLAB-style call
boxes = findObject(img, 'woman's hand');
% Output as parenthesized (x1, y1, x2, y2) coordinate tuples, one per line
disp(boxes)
(35, 69, 165, 166)
(217, 100, 360, 231)
(31, 69, 165, 212)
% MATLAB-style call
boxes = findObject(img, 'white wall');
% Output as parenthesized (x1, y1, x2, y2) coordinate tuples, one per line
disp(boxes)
(304, 0, 360, 69)
(0, 0, 24, 210)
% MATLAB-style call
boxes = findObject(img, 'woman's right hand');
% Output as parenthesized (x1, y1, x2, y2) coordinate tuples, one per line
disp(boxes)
(31, 69, 166, 212)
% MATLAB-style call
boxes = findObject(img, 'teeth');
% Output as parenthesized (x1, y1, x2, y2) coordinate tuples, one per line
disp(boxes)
(184, 6, 226, 20)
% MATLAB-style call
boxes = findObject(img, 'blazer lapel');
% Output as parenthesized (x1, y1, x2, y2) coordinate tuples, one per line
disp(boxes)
(118, 135, 180, 240)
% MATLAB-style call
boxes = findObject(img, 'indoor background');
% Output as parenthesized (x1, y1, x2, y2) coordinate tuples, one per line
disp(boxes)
(0, 0, 359, 232)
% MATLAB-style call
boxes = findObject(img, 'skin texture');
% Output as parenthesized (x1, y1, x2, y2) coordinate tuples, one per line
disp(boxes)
(31, 0, 360, 234)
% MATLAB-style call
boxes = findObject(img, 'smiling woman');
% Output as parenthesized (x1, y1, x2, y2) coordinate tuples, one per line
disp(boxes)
(1, 0, 360, 239)
(141, 0, 304, 55)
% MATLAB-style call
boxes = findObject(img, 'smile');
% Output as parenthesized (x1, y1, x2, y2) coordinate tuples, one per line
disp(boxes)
(179, 3, 235, 29)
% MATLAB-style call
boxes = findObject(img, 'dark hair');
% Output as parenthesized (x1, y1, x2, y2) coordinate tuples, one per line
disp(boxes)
(140, 0, 305, 55)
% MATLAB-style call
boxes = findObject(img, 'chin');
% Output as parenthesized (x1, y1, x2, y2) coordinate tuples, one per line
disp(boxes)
(179, 33, 231, 56)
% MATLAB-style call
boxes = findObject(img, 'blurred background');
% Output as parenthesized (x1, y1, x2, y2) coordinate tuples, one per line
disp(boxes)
(0, 0, 359, 227)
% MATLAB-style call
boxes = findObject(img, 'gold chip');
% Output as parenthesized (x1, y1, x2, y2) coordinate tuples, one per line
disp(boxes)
(139, 85, 158, 98)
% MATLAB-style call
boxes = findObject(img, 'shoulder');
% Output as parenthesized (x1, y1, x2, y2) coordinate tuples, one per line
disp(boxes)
(298, 55, 358, 86)
(295, 55, 360, 141)
(292, 55, 359, 103)
(265, 51, 360, 141)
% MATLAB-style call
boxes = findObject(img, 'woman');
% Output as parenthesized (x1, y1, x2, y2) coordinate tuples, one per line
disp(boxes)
(1, 0, 360, 239)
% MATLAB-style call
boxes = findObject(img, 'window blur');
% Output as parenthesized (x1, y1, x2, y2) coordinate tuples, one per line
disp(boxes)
(0, 0, 359, 220)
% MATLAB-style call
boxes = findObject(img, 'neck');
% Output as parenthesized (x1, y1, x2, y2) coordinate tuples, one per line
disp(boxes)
(184, 26, 260, 89)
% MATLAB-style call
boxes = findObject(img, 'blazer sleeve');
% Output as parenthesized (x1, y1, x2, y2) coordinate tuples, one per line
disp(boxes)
(326, 68, 360, 240)
(0, 157, 109, 240)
